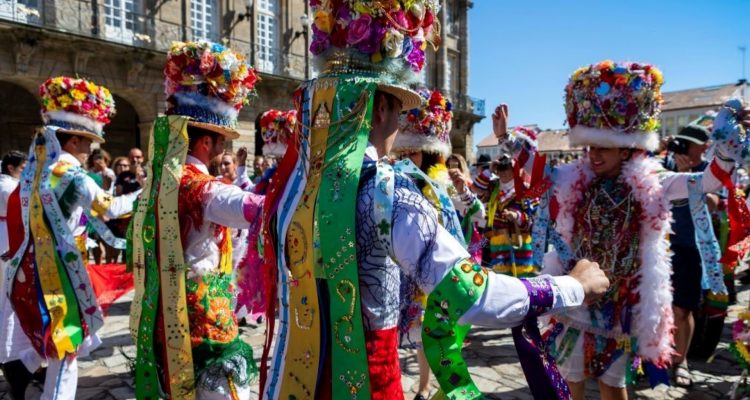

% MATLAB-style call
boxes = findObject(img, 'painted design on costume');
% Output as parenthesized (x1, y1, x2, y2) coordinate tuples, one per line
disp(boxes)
(421, 259, 486, 399)
(686, 174, 726, 294)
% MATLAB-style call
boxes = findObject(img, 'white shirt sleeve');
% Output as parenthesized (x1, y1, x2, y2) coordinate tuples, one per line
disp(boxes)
(234, 165, 254, 192)
(203, 181, 263, 229)
(389, 182, 584, 329)
(661, 158, 734, 202)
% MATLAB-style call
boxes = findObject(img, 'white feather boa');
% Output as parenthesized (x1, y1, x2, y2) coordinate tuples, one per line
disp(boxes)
(545, 155, 675, 366)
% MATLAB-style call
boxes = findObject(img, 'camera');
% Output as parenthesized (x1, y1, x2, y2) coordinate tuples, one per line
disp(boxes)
(667, 138, 690, 155)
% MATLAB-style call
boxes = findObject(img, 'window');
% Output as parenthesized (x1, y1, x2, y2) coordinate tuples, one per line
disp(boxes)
(256, 0, 278, 73)
(191, 0, 218, 41)
(444, 0, 459, 35)
(677, 115, 689, 130)
(104, 0, 136, 43)
(447, 52, 459, 97)
(0, 0, 41, 24)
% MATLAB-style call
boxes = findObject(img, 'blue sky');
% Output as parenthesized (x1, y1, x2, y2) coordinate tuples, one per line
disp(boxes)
(468, 0, 750, 146)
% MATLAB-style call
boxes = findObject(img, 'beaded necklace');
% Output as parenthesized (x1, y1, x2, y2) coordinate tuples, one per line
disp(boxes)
(572, 176, 642, 332)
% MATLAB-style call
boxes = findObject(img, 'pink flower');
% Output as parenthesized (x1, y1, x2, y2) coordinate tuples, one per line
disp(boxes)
(347, 14, 372, 45)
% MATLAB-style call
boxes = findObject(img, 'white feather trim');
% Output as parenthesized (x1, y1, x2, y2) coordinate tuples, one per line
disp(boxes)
(43, 111, 104, 135)
(173, 92, 239, 120)
(262, 142, 288, 158)
(569, 126, 660, 152)
(548, 154, 675, 365)
(621, 155, 675, 365)
(392, 132, 452, 158)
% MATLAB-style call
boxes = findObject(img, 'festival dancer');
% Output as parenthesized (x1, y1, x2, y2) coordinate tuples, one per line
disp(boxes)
(5, 77, 140, 400)
(235, 109, 297, 323)
(473, 131, 540, 277)
(129, 41, 262, 399)
(390, 88, 485, 399)
(495, 60, 750, 400)
(258, 1, 610, 399)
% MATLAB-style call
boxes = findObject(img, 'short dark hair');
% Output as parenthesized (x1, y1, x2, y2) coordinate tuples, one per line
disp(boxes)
(2, 150, 26, 175)
(374, 91, 401, 112)
(56, 131, 76, 148)
(187, 125, 220, 151)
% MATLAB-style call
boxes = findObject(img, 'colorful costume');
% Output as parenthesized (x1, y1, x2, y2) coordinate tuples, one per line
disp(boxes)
(235, 109, 297, 322)
(129, 41, 262, 399)
(6, 77, 139, 400)
(259, 2, 586, 399)
(391, 88, 486, 346)
(497, 61, 745, 389)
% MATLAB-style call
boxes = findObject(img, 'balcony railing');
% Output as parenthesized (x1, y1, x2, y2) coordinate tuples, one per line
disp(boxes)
(451, 92, 485, 117)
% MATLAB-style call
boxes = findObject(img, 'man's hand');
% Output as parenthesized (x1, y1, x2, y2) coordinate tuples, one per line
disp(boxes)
(568, 259, 609, 304)
(237, 147, 248, 166)
(448, 168, 466, 192)
(492, 104, 509, 140)
(673, 153, 692, 172)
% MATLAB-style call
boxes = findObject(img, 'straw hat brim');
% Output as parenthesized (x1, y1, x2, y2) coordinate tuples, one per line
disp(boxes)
(57, 128, 105, 144)
(187, 120, 241, 140)
(377, 84, 422, 111)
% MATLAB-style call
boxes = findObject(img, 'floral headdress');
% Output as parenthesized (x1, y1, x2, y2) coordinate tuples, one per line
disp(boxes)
(565, 60, 664, 151)
(392, 88, 453, 157)
(260, 109, 297, 157)
(39, 76, 116, 143)
(164, 40, 258, 139)
(309, 0, 441, 110)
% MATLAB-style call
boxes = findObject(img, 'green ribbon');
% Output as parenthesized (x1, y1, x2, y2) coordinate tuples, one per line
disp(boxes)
(133, 116, 170, 398)
(317, 76, 376, 399)
(422, 259, 488, 399)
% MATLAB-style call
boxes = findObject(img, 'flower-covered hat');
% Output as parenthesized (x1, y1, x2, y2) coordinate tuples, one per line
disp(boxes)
(393, 88, 453, 157)
(39, 76, 116, 143)
(309, 0, 442, 110)
(259, 109, 297, 157)
(164, 41, 258, 139)
(565, 60, 664, 151)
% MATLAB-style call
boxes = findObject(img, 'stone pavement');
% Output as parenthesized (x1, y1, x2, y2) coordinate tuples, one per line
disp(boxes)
(1, 281, 748, 399)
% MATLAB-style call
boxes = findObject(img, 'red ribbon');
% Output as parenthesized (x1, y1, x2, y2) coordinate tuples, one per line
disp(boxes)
(710, 160, 750, 263)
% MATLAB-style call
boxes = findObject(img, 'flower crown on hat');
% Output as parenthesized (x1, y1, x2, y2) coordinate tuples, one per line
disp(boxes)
(565, 60, 664, 151)
(260, 109, 297, 157)
(310, 0, 441, 83)
(164, 41, 258, 130)
(39, 76, 116, 137)
(393, 88, 453, 157)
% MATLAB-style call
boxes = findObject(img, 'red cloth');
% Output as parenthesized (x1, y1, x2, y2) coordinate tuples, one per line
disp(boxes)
(85, 263, 133, 315)
(366, 327, 405, 400)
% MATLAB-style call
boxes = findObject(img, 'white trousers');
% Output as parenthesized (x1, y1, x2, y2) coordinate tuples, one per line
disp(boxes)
(40, 354, 78, 400)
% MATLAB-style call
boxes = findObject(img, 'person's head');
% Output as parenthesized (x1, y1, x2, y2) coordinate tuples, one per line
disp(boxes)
(57, 131, 94, 165)
(587, 146, 635, 178)
(253, 155, 265, 175)
(220, 150, 238, 180)
(188, 126, 225, 165)
(129, 147, 144, 166)
(492, 154, 514, 183)
(112, 156, 130, 175)
(262, 156, 275, 170)
(1, 150, 27, 179)
(87, 149, 110, 171)
(370, 91, 403, 155)
(447, 154, 470, 177)
(673, 125, 710, 164)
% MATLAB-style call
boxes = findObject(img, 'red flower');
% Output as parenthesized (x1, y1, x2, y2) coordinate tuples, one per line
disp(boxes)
(331, 25, 347, 48)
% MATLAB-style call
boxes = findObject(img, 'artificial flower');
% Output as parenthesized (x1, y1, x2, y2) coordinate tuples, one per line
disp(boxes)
(314, 9, 334, 33)
(347, 14, 372, 45)
(383, 28, 405, 58)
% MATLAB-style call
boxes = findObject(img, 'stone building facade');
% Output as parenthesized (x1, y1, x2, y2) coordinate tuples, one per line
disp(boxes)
(0, 0, 483, 160)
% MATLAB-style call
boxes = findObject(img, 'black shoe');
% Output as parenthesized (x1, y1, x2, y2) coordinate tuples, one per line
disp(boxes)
(414, 394, 428, 400)
(1, 360, 33, 400)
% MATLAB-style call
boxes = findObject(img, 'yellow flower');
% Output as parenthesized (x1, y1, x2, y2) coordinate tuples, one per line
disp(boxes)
(314, 10, 333, 33)
(70, 89, 86, 101)
(58, 94, 73, 108)
(87, 82, 98, 93)
(46, 102, 58, 112)
(371, 52, 383, 64)
(644, 118, 659, 132)
(650, 67, 664, 86)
